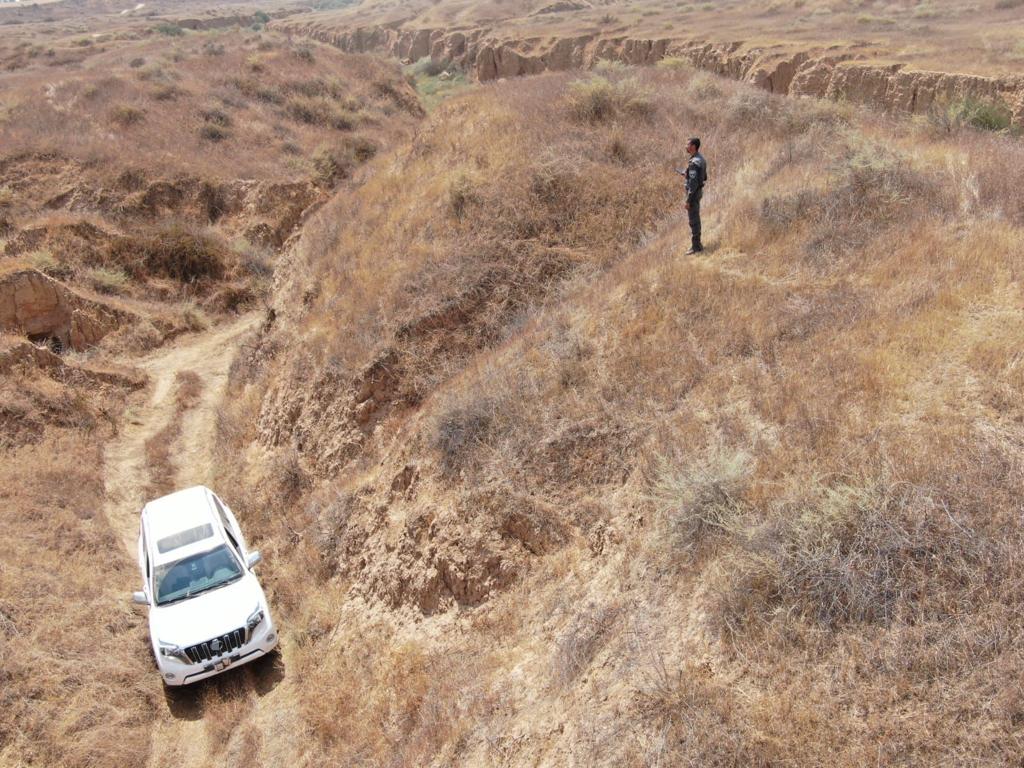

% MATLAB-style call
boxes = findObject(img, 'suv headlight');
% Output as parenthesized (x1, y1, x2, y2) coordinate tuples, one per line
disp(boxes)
(158, 641, 190, 664)
(246, 607, 265, 633)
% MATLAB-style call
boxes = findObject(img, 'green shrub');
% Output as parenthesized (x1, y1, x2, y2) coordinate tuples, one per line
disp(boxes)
(655, 56, 693, 71)
(593, 59, 627, 74)
(687, 72, 723, 100)
(312, 147, 349, 185)
(931, 96, 1012, 133)
(26, 250, 59, 275)
(960, 97, 1012, 131)
(413, 56, 447, 77)
(154, 22, 184, 37)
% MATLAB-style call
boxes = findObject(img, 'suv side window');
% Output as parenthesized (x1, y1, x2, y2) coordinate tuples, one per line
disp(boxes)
(212, 494, 243, 557)
(141, 529, 151, 594)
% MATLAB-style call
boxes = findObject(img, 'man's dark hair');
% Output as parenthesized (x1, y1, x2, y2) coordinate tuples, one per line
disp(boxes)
(688, 137, 701, 150)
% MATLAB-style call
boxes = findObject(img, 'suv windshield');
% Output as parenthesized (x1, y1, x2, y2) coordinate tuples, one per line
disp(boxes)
(154, 545, 243, 605)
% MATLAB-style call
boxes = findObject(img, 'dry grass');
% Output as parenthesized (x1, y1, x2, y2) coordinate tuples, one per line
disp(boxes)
(0, 26, 422, 360)
(566, 73, 654, 123)
(0, 32, 417, 180)
(6, 4, 1024, 761)
(213, 63, 1024, 766)
(0, 368, 156, 767)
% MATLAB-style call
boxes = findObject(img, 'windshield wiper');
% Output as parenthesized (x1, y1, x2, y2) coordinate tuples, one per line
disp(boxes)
(158, 593, 190, 606)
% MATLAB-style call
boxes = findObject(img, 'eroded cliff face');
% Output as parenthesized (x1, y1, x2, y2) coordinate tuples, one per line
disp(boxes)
(277, 20, 1024, 126)
(0, 269, 126, 351)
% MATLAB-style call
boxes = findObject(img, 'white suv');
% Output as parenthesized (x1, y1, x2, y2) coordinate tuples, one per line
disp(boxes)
(132, 485, 278, 686)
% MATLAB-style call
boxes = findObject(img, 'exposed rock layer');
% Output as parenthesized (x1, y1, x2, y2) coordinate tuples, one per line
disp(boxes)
(278, 21, 1024, 126)
(0, 269, 124, 351)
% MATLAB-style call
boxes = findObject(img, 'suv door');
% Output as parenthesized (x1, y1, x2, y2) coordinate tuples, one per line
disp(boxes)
(137, 522, 153, 604)
(211, 492, 247, 559)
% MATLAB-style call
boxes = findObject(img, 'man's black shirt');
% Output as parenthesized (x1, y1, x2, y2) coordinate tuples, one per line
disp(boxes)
(686, 152, 707, 202)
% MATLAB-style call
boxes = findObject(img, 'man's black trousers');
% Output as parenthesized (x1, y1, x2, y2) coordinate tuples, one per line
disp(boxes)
(688, 191, 702, 251)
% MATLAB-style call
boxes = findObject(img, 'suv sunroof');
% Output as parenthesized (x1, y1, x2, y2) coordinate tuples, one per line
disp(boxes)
(157, 523, 215, 554)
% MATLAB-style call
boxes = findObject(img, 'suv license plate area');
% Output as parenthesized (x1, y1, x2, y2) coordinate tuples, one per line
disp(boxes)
(216, 658, 232, 671)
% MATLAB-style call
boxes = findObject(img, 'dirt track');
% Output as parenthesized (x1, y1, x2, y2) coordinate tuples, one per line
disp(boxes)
(100, 312, 297, 768)
(103, 313, 261, 557)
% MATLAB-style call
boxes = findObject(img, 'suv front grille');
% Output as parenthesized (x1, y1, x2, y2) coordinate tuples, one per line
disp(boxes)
(184, 627, 246, 664)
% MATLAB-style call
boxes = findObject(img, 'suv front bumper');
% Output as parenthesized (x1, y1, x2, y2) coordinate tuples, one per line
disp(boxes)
(157, 617, 279, 686)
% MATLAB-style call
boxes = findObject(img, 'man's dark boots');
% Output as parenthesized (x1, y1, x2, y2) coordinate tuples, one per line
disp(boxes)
(686, 240, 703, 255)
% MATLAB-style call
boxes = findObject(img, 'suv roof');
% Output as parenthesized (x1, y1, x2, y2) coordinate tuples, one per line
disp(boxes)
(143, 486, 225, 565)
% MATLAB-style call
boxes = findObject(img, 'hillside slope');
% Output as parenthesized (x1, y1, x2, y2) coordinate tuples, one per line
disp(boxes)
(211, 65, 1024, 765)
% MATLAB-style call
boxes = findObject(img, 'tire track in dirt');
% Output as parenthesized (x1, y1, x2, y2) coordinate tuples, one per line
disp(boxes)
(100, 313, 263, 767)
(103, 313, 261, 557)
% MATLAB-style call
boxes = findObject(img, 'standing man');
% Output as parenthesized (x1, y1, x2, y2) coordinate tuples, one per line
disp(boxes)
(682, 137, 707, 254)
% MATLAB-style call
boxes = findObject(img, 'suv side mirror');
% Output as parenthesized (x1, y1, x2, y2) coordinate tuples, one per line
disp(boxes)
(246, 551, 262, 569)
(132, 591, 149, 605)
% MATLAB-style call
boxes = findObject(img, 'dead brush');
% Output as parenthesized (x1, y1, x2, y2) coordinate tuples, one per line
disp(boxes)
(552, 602, 621, 687)
(648, 445, 753, 553)
(110, 224, 228, 284)
(109, 104, 146, 127)
(566, 74, 654, 124)
(174, 370, 203, 408)
(705, 480, 996, 643)
(432, 392, 495, 475)
(636, 653, 776, 766)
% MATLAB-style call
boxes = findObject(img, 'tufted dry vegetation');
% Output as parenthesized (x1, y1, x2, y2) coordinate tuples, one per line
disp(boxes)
(204, 61, 1024, 766)
(0, 31, 415, 180)
(0, 356, 155, 767)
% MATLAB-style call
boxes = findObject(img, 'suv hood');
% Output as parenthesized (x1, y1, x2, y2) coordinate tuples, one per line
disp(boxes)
(150, 575, 265, 648)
